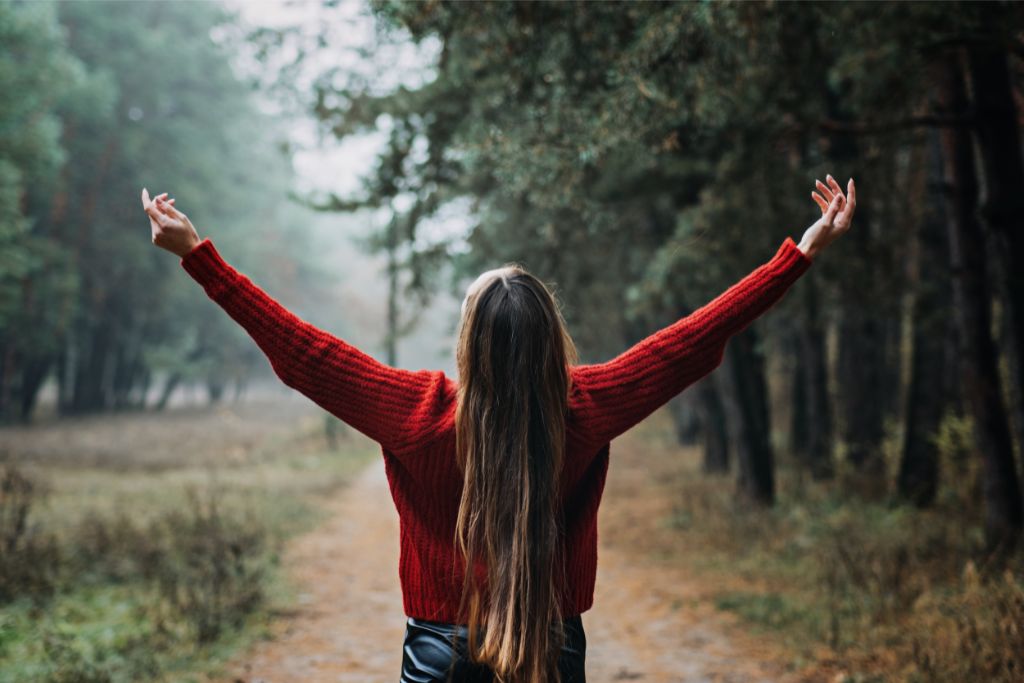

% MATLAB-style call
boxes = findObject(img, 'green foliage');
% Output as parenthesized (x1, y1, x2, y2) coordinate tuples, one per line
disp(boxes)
(293, 1, 982, 361)
(714, 591, 806, 632)
(0, 0, 331, 420)
(0, 1, 83, 356)
(39, 625, 163, 683)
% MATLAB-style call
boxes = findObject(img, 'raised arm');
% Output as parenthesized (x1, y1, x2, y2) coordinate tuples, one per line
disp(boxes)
(570, 174, 856, 446)
(141, 189, 454, 456)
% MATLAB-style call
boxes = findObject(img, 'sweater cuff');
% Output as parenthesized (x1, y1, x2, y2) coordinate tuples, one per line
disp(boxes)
(180, 237, 230, 288)
(774, 236, 814, 276)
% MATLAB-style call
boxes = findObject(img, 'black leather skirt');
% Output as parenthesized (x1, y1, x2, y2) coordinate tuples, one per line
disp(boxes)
(400, 614, 586, 682)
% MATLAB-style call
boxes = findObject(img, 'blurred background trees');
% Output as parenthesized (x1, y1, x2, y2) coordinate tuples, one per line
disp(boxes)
(0, 0, 321, 422)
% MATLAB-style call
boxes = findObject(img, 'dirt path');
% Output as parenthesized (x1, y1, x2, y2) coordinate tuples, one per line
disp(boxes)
(223, 421, 799, 683)
(224, 455, 407, 681)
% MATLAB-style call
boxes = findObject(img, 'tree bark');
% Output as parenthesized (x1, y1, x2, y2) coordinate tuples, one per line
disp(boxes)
(824, 89, 889, 494)
(898, 132, 953, 507)
(793, 274, 834, 480)
(720, 329, 774, 505)
(965, 43, 1024, 459)
(836, 299, 887, 487)
(936, 50, 1023, 551)
(667, 391, 700, 447)
(695, 375, 729, 474)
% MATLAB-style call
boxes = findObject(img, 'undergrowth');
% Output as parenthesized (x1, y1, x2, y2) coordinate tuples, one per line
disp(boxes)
(660, 410, 1024, 683)
(0, 413, 374, 683)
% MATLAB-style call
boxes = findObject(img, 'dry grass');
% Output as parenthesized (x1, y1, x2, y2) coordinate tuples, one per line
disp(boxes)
(0, 395, 376, 682)
(636, 408, 1024, 683)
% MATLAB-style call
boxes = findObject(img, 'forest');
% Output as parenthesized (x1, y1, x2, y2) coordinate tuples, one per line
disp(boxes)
(1, 1, 1023, 681)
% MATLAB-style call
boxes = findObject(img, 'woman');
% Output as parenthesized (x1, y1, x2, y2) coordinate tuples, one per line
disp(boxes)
(140, 174, 855, 683)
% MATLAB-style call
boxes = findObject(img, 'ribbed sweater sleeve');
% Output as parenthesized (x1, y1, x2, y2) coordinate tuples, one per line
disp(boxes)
(179, 238, 452, 456)
(570, 236, 812, 446)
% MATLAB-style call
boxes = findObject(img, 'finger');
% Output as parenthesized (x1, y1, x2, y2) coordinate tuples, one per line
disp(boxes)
(141, 187, 151, 208)
(837, 179, 856, 230)
(166, 198, 176, 206)
(155, 197, 176, 216)
(160, 198, 188, 221)
(846, 177, 856, 212)
(145, 203, 170, 226)
(811, 191, 829, 214)
(826, 174, 844, 202)
(824, 190, 843, 223)
(815, 179, 835, 203)
(828, 176, 846, 213)
(156, 197, 181, 220)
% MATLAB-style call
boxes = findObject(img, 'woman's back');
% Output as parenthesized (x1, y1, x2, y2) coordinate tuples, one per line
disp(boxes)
(176, 233, 812, 626)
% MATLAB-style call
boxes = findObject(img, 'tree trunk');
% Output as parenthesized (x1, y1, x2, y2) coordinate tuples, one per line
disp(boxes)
(720, 329, 774, 505)
(206, 380, 225, 405)
(70, 317, 112, 413)
(936, 50, 1023, 551)
(898, 132, 953, 507)
(824, 89, 889, 494)
(385, 215, 399, 367)
(155, 372, 181, 411)
(836, 301, 887, 487)
(966, 43, 1024, 459)
(667, 391, 700, 447)
(695, 375, 729, 474)
(794, 274, 834, 480)
(18, 355, 52, 423)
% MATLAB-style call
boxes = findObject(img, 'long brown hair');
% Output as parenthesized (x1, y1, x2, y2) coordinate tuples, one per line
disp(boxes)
(454, 262, 579, 682)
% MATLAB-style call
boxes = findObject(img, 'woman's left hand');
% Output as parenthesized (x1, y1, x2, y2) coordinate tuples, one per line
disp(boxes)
(798, 174, 856, 259)
(141, 188, 201, 257)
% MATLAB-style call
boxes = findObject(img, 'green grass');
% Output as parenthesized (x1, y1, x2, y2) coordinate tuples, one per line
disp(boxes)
(0, 411, 377, 682)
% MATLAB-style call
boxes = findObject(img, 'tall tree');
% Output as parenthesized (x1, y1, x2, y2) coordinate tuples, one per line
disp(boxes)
(898, 134, 954, 507)
(964, 21, 1024, 457)
(0, 1, 83, 422)
(935, 49, 1023, 550)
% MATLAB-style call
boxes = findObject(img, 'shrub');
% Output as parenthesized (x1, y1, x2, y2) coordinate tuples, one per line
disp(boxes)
(39, 628, 161, 683)
(910, 563, 1024, 683)
(145, 487, 271, 644)
(0, 463, 60, 603)
(40, 631, 113, 683)
(69, 485, 275, 645)
(70, 510, 162, 583)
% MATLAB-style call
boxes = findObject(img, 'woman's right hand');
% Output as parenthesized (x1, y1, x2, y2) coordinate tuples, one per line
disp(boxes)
(141, 188, 202, 257)
(797, 174, 856, 259)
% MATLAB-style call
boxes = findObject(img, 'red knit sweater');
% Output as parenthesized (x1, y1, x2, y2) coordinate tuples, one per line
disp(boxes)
(180, 235, 812, 623)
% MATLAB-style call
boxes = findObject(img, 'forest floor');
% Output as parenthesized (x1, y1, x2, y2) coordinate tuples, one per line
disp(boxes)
(3, 390, 820, 682)
(8, 391, 1017, 683)
(215, 409, 806, 683)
